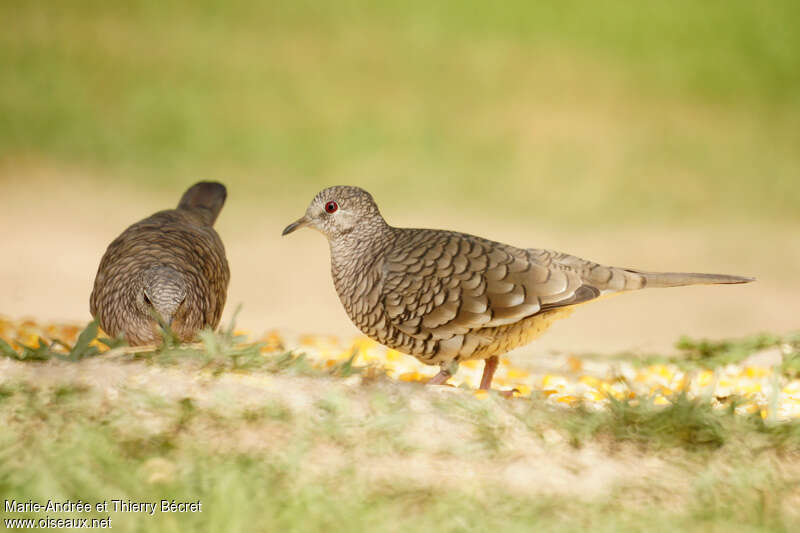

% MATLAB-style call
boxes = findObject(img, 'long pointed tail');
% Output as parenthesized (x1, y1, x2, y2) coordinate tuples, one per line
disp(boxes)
(625, 269, 755, 288)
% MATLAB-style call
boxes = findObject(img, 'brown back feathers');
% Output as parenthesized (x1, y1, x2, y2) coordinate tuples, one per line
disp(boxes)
(90, 181, 230, 345)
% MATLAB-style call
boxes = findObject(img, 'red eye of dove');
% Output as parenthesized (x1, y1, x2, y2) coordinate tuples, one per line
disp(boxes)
(325, 201, 338, 214)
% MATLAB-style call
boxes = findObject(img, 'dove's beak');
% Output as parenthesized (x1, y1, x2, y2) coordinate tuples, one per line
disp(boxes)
(282, 215, 309, 236)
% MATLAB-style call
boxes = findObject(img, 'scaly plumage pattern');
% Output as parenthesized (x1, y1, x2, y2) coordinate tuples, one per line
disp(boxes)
(283, 185, 754, 390)
(90, 182, 230, 345)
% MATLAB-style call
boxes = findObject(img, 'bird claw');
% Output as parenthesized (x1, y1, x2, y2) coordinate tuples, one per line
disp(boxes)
(479, 387, 519, 398)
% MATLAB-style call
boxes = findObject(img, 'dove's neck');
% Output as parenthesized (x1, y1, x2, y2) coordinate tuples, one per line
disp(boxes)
(328, 224, 395, 306)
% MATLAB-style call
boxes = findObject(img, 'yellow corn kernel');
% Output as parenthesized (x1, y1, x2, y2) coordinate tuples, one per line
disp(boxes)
(506, 368, 530, 380)
(579, 375, 602, 389)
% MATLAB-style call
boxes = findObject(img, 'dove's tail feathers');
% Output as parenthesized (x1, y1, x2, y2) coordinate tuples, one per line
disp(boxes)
(178, 181, 227, 225)
(627, 270, 755, 289)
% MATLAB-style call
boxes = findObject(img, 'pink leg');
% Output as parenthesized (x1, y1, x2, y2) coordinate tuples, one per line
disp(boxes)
(480, 356, 499, 390)
(480, 356, 517, 397)
(427, 368, 452, 386)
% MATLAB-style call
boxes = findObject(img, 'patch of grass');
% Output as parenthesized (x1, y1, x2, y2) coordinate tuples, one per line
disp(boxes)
(612, 332, 800, 374)
(241, 401, 294, 423)
(563, 393, 728, 451)
(689, 466, 799, 531)
(513, 392, 800, 456)
(0, 319, 332, 379)
(0, 384, 14, 404)
(780, 334, 800, 378)
(0, 320, 107, 362)
(52, 383, 91, 402)
(434, 394, 510, 455)
(2, 404, 798, 532)
(675, 333, 788, 368)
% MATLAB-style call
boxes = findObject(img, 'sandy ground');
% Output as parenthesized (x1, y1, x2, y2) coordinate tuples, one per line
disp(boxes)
(1, 174, 797, 358)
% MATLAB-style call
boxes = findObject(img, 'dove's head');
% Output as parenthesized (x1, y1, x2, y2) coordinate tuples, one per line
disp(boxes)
(136, 265, 187, 328)
(282, 185, 388, 241)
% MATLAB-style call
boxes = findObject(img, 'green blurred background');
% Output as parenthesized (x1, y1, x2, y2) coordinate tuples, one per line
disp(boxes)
(2, 0, 799, 224)
(1, 0, 798, 349)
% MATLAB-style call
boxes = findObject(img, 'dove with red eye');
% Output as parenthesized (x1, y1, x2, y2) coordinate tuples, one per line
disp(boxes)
(282, 185, 754, 393)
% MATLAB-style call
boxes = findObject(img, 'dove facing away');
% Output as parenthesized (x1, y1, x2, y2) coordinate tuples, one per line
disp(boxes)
(90, 181, 230, 346)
